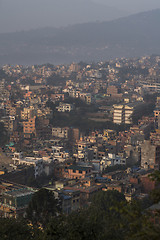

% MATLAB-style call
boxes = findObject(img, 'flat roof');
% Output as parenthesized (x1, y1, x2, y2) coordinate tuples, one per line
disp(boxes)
(4, 188, 35, 197)
(68, 165, 92, 171)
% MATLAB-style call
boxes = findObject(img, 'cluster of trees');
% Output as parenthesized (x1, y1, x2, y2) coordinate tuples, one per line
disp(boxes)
(103, 164, 127, 173)
(118, 66, 149, 82)
(0, 68, 17, 84)
(1, 187, 160, 239)
(26, 188, 58, 226)
(0, 122, 8, 147)
(47, 73, 67, 86)
(131, 93, 157, 125)
(47, 98, 129, 134)
(50, 111, 129, 134)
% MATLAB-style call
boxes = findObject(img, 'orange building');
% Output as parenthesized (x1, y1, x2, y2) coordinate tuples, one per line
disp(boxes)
(23, 117, 36, 136)
(64, 165, 92, 179)
(24, 91, 32, 99)
(107, 85, 118, 95)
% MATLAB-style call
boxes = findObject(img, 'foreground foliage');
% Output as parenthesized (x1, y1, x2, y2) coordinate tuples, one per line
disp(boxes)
(1, 190, 160, 239)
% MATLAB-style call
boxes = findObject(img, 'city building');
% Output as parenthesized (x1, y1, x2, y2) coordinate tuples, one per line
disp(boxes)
(52, 127, 70, 139)
(23, 116, 36, 136)
(56, 103, 74, 112)
(64, 165, 92, 179)
(113, 104, 134, 124)
(12, 153, 43, 178)
(141, 140, 160, 169)
(0, 187, 35, 218)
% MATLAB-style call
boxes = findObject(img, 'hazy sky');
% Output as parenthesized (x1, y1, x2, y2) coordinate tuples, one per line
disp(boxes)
(94, 0, 160, 12)
(0, 0, 160, 33)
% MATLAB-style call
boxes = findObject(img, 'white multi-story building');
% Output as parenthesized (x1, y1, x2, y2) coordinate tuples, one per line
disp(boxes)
(56, 102, 74, 112)
(124, 105, 133, 124)
(100, 153, 126, 171)
(113, 105, 124, 124)
(113, 104, 134, 124)
(21, 106, 35, 120)
(52, 146, 70, 162)
(12, 153, 43, 178)
(52, 127, 70, 139)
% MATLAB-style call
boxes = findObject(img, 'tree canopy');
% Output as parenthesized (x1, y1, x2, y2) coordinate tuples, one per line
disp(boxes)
(26, 188, 58, 226)
(0, 190, 160, 239)
(0, 122, 8, 147)
(131, 102, 155, 125)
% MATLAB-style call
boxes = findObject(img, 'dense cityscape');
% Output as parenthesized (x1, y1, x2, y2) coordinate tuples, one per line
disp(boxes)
(0, 55, 160, 238)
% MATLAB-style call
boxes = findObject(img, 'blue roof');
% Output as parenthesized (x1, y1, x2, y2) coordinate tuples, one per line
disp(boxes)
(63, 189, 74, 193)
(95, 177, 108, 180)
(61, 194, 71, 200)
(131, 166, 140, 172)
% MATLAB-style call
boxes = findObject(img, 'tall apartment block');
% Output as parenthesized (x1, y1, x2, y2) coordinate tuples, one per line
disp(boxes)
(113, 104, 134, 124)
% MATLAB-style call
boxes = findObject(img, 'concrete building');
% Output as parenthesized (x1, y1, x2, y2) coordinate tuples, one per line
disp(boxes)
(154, 108, 160, 118)
(124, 105, 134, 124)
(69, 63, 81, 72)
(141, 140, 160, 169)
(107, 85, 118, 95)
(1, 116, 17, 133)
(79, 93, 92, 104)
(5, 106, 17, 117)
(103, 129, 116, 141)
(52, 127, 70, 139)
(0, 188, 35, 218)
(59, 189, 80, 214)
(113, 105, 124, 124)
(56, 103, 74, 112)
(23, 116, 36, 136)
(0, 79, 5, 92)
(100, 153, 126, 171)
(85, 94, 92, 104)
(21, 106, 35, 120)
(71, 128, 80, 142)
(64, 165, 92, 179)
(12, 153, 43, 178)
(52, 146, 70, 162)
(113, 104, 134, 124)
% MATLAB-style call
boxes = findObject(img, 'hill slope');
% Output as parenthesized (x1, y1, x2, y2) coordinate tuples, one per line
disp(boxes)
(0, 9, 160, 65)
(0, 0, 126, 33)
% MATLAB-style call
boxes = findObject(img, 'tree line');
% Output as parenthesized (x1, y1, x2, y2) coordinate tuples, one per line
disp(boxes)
(1, 185, 160, 240)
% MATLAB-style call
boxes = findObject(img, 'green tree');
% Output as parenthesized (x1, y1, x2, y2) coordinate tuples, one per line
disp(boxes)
(149, 170, 160, 203)
(131, 102, 155, 124)
(26, 188, 58, 226)
(43, 190, 159, 240)
(47, 73, 66, 86)
(0, 218, 34, 240)
(91, 190, 126, 211)
(0, 122, 8, 147)
(149, 170, 160, 183)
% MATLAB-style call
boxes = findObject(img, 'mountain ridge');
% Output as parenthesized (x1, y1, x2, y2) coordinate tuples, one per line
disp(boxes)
(0, 9, 160, 65)
(0, 0, 127, 33)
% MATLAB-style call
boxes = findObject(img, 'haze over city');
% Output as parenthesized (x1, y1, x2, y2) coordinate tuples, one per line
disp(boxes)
(0, 0, 160, 239)
(0, 0, 160, 33)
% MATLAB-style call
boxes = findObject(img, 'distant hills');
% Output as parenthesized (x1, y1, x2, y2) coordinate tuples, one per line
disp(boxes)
(0, 0, 127, 33)
(0, 9, 160, 65)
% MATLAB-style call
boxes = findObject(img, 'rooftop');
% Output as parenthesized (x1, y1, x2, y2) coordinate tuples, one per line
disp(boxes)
(68, 165, 92, 172)
(4, 188, 35, 197)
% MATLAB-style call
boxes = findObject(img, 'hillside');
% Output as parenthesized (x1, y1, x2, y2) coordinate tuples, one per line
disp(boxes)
(0, 0, 126, 33)
(0, 9, 160, 65)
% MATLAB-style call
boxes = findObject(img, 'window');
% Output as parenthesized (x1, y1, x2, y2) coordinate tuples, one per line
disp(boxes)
(79, 170, 82, 174)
